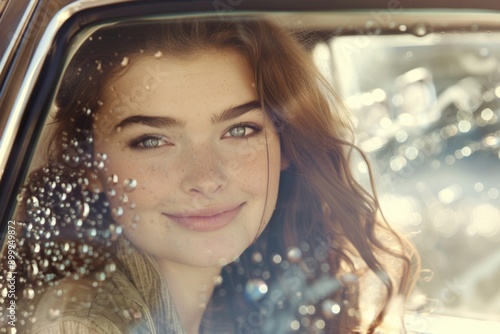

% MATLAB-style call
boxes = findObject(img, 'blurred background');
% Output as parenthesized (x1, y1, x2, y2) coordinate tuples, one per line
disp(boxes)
(311, 25, 500, 321)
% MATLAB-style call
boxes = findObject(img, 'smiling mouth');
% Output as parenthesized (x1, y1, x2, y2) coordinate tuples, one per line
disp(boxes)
(163, 204, 244, 232)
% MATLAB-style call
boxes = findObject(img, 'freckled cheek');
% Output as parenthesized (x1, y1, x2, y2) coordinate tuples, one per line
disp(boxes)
(227, 146, 272, 190)
(101, 159, 176, 209)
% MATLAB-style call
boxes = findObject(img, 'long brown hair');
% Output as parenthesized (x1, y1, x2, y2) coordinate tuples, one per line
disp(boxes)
(13, 17, 417, 333)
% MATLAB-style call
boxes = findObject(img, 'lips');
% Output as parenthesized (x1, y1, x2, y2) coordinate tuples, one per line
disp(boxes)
(163, 203, 244, 232)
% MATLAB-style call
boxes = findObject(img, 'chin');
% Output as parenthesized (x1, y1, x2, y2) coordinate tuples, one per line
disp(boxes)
(188, 244, 248, 268)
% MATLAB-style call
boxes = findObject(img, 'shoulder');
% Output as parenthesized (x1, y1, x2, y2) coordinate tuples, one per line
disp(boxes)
(20, 273, 150, 334)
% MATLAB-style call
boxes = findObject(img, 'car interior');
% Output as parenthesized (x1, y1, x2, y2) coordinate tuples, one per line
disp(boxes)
(0, 1, 499, 333)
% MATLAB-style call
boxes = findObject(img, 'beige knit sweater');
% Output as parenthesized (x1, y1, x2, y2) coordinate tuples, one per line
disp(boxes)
(20, 237, 234, 333)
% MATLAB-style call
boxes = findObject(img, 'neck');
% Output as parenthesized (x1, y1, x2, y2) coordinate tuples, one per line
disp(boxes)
(155, 259, 221, 334)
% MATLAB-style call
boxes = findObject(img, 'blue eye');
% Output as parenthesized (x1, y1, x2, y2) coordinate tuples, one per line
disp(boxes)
(129, 135, 167, 150)
(141, 137, 161, 148)
(229, 126, 247, 137)
(225, 123, 262, 138)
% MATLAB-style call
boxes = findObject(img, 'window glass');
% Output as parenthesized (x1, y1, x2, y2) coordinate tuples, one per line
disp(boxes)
(328, 27, 500, 325)
(1, 12, 499, 334)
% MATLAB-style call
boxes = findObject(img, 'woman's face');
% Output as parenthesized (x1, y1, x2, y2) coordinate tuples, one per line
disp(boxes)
(92, 50, 283, 269)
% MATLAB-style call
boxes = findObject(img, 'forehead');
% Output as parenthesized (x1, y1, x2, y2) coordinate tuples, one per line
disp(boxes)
(108, 50, 252, 90)
(98, 50, 258, 120)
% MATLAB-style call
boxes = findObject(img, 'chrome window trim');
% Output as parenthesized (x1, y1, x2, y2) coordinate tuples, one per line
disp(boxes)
(0, 0, 39, 77)
(0, 0, 9, 16)
(0, 0, 133, 178)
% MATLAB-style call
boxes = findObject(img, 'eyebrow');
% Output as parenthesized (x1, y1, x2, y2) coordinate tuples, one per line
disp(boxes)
(211, 100, 261, 124)
(112, 100, 262, 132)
(113, 115, 184, 132)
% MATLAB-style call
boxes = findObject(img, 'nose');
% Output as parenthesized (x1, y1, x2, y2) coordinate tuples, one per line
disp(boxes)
(180, 146, 228, 197)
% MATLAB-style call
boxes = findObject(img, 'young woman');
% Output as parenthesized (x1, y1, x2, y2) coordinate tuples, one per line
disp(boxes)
(8, 17, 417, 333)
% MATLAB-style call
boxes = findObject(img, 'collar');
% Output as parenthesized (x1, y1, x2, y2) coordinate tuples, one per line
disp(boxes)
(112, 236, 186, 334)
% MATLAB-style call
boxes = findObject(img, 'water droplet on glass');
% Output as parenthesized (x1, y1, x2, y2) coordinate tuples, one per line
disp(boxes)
(107, 189, 116, 197)
(315, 319, 326, 329)
(121, 57, 129, 66)
(43, 207, 51, 217)
(117, 194, 128, 204)
(122, 310, 132, 322)
(81, 202, 90, 219)
(95, 272, 106, 281)
(23, 288, 35, 300)
(109, 224, 123, 241)
(412, 22, 432, 37)
(478, 47, 491, 58)
(105, 263, 117, 273)
(322, 299, 341, 318)
(244, 278, 268, 302)
(28, 196, 40, 209)
(38, 217, 46, 226)
(280, 260, 290, 270)
(87, 228, 97, 238)
(420, 269, 434, 282)
(287, 247, 303, 263)
(48, 308, 60, 320)
(213, 275, 223, 285)
(252, 252, 263, 263)
(79, 244, 89, 254)
(108, 174, 119, 185)
(113, 207, 124, 217)
(123, 178, 137, 192)
(365, 21, 382, 35)
(236, 265, 245, 275)
(31, 262, 39, 275)
(272, 254, 282, 264)
(63, 242, 70, 252)
(348, 308, 358, 317)
(290, 320, 301, 331)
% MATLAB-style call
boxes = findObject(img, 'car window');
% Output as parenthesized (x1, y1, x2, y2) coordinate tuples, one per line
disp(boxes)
(0, 4, 499, 334)
(326, 26, 500, 331)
